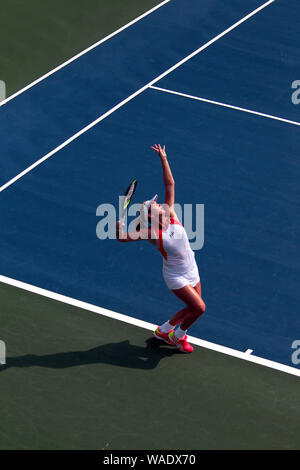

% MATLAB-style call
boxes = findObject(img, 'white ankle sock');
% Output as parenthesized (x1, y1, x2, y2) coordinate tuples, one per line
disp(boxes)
(175, 327, 187, 339)
(159, 321, 174, 333)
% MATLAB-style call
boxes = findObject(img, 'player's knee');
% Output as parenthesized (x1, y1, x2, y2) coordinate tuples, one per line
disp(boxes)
(190, 300, 205, 317)
(195, 299, 205, 316)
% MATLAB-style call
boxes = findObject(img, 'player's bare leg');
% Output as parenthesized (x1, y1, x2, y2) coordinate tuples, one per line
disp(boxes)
(168, 283, 205, 352)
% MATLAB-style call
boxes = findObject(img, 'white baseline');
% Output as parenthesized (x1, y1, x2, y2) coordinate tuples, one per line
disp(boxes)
(0, 0, 275, 193)
(0, 274, 299, 378)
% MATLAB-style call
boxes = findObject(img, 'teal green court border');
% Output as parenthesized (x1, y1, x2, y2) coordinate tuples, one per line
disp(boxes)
(1, 281, 300, 450)
(0, 0, 164, 97)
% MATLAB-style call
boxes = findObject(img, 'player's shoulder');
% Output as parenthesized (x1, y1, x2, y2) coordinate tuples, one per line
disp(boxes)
(170, 209, 182, 224)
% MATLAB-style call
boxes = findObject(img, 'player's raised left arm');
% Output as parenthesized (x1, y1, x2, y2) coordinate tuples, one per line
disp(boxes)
(151, 144, 175, 208)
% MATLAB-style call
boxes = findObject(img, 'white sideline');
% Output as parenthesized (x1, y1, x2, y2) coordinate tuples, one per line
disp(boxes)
(0, 274, 299, 377)
(0, 0, 171, 108)
(0, 0, 275, 193)
(150, 85, 300, 127)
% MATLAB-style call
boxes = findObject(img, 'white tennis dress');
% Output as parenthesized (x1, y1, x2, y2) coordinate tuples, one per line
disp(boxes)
(154, 217, 200, 290)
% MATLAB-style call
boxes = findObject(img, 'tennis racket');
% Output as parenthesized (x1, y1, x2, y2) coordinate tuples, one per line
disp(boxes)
(120, 179, 138, 223)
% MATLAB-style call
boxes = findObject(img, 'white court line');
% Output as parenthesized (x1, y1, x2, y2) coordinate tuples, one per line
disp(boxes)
(150, 85, 300, 126)
(0, 274, 299, 378)
(0, 0, 171, 108)
(0, 0, 275, 193)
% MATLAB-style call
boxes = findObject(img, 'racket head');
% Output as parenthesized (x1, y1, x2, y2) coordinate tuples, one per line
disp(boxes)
(121, 178, 138, 217)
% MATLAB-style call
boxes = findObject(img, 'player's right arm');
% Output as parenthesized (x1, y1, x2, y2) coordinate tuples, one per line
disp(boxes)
(116, 221, 152, 243)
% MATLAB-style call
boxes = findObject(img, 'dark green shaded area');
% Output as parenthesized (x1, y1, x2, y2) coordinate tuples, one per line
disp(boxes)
(0, 281, 300, 450)
(0, 0, 163, 97)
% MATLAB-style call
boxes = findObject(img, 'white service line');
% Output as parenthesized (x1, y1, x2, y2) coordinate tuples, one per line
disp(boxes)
(0, 0, 275, 193)
(0, 0, 171, 108)
(150, 85, 300, 127)
(0, 274, 299, 378)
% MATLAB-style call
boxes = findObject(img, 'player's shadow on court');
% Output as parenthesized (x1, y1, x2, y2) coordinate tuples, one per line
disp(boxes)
(0, 338, 181, 372)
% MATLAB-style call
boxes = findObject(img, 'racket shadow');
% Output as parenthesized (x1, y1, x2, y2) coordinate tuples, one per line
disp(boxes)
(0, 338, 181, 372)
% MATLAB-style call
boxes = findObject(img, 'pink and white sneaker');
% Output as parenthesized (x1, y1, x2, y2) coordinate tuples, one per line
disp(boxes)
(168, 331, 194, 353)
(153, 326, 176, 345)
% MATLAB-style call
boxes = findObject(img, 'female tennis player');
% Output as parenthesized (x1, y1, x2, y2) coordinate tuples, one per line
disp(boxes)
(116, 144, 205, 353)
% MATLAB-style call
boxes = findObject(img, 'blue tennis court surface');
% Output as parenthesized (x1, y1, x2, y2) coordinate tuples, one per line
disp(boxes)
(0, 0, 299, 371)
